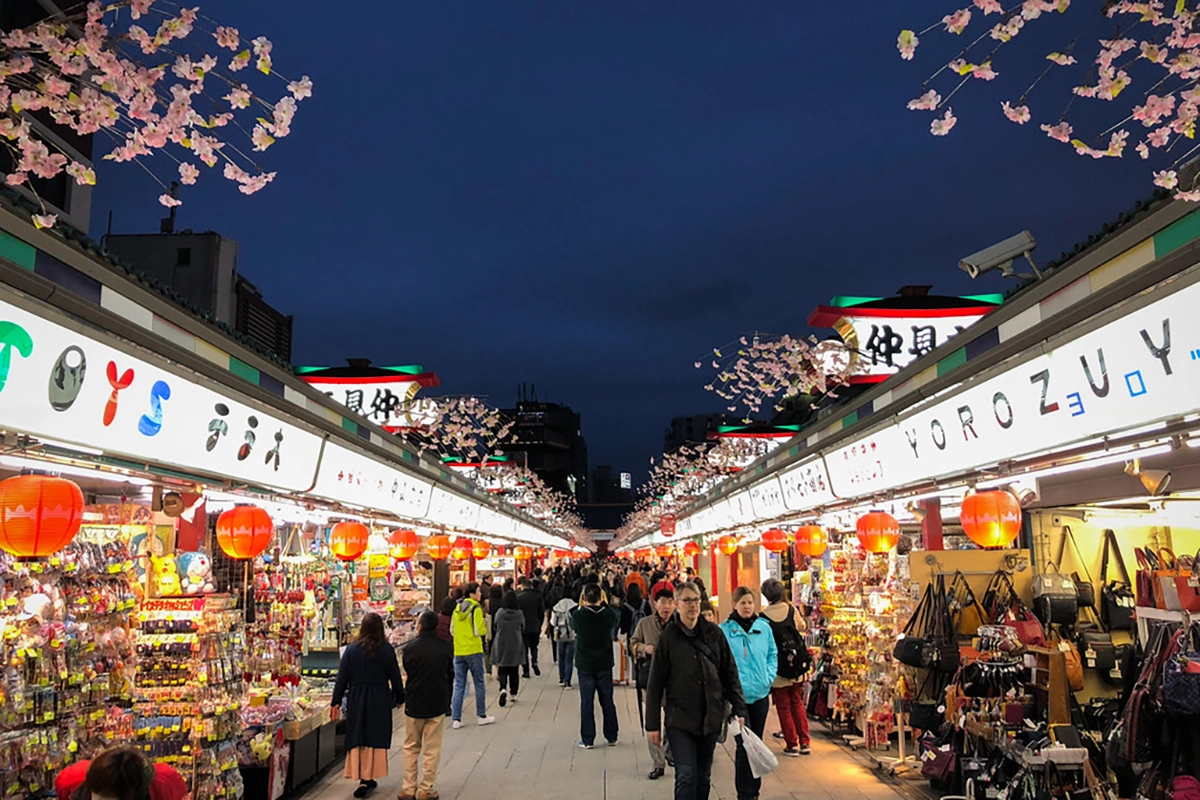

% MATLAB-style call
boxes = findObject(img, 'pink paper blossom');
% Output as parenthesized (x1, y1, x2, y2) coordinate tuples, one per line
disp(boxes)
(907, 89, 941, 111)
(214, 26, 239, 50)
(931, 109, 957, 136)
(31, 214, 57, 229)
(974, 0, 1003, 13)
(1136, 142, 1150, 159)
(178, 162, 199, 185)
(251, 124, 274, 151)
(158, 193, 182, 208)
(1154, 170, 1179, 189)
(65, 162, 95, 185)
(897, 30, 918, 60)
(1002, 101, 1031, 124)
(1175, 190, 1200, 202)
(1041, 121, 1073, 142)
(943, 9, 972, 34)
(129, 0, 153, 20)
(287, 76, 313, 101)
(971, 62, 998, 80)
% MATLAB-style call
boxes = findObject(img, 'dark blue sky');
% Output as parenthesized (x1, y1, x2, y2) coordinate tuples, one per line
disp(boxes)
(93, 2, 1156, 476)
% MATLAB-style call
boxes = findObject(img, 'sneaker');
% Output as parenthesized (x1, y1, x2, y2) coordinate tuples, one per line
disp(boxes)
(578, 741, 594, 750)
(772, 731, 785, 740)
(510, 693, 518, 704)
(533, 665, 541, 676)
(799, 744, 811, 755)
(478, 716, 496, 726)
(499, 690, 508, 707)
(416, 792, 440, 800)
(782, 747, 800, 757)
(451, 720, 462, 730)
(607, 740, 618, 746)
(648, 767, 665, 780)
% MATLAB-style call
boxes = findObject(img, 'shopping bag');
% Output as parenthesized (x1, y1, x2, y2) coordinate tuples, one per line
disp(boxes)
(734, 722, 778, 779)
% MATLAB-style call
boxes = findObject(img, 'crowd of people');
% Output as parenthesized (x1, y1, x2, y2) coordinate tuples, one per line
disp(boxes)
(57, 556, 814, 800)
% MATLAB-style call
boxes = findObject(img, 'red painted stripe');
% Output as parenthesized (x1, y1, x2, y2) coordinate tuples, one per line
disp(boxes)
(807, 305, 995, 326)
(300, 373, 441, 388)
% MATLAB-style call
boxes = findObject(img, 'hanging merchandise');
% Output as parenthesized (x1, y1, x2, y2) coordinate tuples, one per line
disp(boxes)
(1099, 530, 1135, 631)
(1032, 562, 1078, 626)
(1057, 527, 1096, 610)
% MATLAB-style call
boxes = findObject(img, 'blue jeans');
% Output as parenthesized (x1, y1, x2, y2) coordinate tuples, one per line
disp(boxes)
(557, 641, 575, 685)
(666, 727, 720, 800)
(452, 653, 487, 720)
(577, 670, 618, 745)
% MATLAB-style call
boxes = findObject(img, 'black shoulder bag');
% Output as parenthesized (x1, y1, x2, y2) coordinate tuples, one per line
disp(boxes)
(1100, 529, 1135, 631)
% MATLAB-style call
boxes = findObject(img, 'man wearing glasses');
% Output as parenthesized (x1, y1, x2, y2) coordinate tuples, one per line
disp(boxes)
(645, 582, 747, 800)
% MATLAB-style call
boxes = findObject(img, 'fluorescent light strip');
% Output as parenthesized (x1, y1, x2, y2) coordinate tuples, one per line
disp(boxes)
(0, 455, 152, 486)
(32, 437, 105, 456)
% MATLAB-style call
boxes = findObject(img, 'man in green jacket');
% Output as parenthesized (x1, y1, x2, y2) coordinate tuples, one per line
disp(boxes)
(450, 582, 496, 729)
(570, 582, 620, 749)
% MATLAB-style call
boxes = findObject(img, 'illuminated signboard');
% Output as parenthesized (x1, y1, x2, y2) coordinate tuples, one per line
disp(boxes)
(297, 364, 440, 431)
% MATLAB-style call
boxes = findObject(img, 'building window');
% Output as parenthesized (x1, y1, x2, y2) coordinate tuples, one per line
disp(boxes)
(176, 247, 191, 266)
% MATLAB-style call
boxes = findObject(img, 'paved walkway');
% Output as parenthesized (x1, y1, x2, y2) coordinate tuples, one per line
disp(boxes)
(299, 649, 910, 800)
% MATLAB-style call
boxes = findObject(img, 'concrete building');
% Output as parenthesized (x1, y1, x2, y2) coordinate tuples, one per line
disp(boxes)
(500, 390, 588, 501)
(104, 231, 294, 361)
(663, 413, 730, 454)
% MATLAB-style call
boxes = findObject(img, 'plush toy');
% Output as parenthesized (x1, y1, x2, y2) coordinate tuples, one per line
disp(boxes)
(151, 555, 182, 597)
(176, 552, 215, 595)
(249, 731, 274, 762)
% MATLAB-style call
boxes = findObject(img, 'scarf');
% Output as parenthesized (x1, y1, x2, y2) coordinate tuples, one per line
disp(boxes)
(728, 611, 756, 633)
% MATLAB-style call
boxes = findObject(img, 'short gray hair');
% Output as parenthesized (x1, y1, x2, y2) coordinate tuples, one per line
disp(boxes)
(675, 581, 701, 599)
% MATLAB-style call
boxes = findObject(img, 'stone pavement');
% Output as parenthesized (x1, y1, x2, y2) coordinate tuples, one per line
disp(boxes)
(298, 648, 911, 800)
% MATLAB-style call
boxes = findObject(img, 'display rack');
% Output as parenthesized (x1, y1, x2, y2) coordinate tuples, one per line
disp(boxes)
(133, 594, 245, 799)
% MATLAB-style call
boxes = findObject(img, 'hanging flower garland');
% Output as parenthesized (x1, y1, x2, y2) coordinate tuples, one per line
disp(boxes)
(899, 0, 1200, 199)
(0, 0, 311, 228)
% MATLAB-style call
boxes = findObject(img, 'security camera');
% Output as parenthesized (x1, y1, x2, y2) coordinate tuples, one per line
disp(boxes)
(959, 231, 1041, 280)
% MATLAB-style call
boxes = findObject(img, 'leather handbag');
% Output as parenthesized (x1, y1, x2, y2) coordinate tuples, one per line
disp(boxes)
(1051, 635, 1085, 692)
(1033, 561, 1079, 625)
(932, 574, 961, 674)
(949, 570, 990, 638)
(1100, 530, 1135, 630)
(1175, 548, 1200, 613)
(895, 582, 938, 668)
(1006, 600, 1046, 647)
(1058, 527, 1096, 609)
(1153, 548, 1184, 611)
(1163, 622, 1200, 717)
(921, 742, 958, 785)
(1135, 547, 1158, 609)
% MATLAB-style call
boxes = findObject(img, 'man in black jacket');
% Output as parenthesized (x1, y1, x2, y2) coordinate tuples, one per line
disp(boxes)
(646, 581, 747, 800)
(400, 611, 454, 800)
(517, 577, 546, 677)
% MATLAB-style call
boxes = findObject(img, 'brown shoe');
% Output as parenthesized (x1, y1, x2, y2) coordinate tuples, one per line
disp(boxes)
(398, 793, 416, 800)
(416, 792, 440, 800)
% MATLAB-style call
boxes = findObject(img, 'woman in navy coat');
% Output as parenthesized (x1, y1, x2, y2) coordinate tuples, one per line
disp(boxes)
(333, 613, 406, 797)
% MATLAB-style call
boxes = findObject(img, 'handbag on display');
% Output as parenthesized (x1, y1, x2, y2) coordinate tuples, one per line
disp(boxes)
(932, 574, 961, 674)
(1152, 548, 1184, 612)
(1135, 547, 1159, 609)
(1050, 634, 1085, 692)
(1076, 623, 1123, 684)
(1058, 527, 1096, 609)
(1174, 548, 1200, 613)
(895, 582, 938, 669)
(1163, 621, 1200, 717)
(950, 570, 990, 639)
(1006, 600, 1047, 647)
(1033, 561, 1080, 626)
(1100, 530, 1136, 631)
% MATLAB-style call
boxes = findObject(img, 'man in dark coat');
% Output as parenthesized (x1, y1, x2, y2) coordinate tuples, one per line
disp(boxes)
(517, 577, 546, 677)
(399, 612, 453, 800)
(570, 582, 621, 748)
(646, 581, 747, 800)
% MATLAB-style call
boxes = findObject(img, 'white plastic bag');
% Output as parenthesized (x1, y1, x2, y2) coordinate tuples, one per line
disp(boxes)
(736, 722, 779, 778)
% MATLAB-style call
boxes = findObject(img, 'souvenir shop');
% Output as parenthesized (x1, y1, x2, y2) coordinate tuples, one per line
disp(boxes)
(0, 266, 568, 799)
(624, 197, 1200, 800)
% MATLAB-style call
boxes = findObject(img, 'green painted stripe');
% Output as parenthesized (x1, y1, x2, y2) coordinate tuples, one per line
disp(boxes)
(228, 356, 260, 384)
(0, 230, 36, 270)
(1154, 208, 1200, 258)
(841, 410, 858, 429)
(341, 418, 357, 434)
(937, 347, 968, 376)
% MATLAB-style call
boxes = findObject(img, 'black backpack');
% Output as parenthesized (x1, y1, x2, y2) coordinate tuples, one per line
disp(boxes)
(766, 608, 811, 680)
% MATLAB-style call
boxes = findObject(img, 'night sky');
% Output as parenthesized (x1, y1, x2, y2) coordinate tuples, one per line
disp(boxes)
(92, 2, 1158, 478)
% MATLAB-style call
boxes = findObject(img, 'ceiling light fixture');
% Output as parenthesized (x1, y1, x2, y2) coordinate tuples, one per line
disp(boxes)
(1125, 458, 1172, 497)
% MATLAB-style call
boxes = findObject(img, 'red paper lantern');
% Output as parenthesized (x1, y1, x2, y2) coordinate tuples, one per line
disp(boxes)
(717, 535, 739, 556)
(683, 541, 701, 558)
(635, 548, 651, 560)
(216, 505, 274, 560)
(426, 534, 453, 560)
(661, 513, 676, 537)
(535, 547, 548, 559)
(472, 539, 492, 559)
(655, 544, 672, 558)
(0, 475, 84, 559)
(857, 511, 900, 553)
(514, 545, 533, 560)
(331, 521, 370, 561)
(794, 525, 828, 557)
(760, 528, 788, 553)
(961, 490, 1022, 548)
(388, 529, 420, 560)
(451, 536, 474, 560)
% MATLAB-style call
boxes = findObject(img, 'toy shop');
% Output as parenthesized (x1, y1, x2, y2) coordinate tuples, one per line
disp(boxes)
(622, 197, 1200, 799)
(0, 279, 569, 799)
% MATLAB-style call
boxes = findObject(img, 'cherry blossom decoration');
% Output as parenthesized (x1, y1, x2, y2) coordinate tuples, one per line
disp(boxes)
(899, 0, 1200, 200)
(1, 0, 312, 228)
(396, 396, 514, 461)
(696, 333, 851, 421)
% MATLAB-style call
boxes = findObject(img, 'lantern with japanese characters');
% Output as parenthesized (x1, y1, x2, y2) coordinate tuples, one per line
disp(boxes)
(388, 529, 420, 560)
(794, 525, 828, 558)
(660, 513, 676, 537)
(535, 547, 548, 559)
(331, 521, 370, 561)
(451, 536, 474, 560)
(426, 534, 453, 560)
(655, 544, 672, 558)
(216, 505, 274, 560)
(856, 511, 900, 553)
(717, 535, 739, 556)
(683, 541, 701, 558)
(760, 528, 788, 553)
(961, 490, 1022, 548)
(514, 545, 533, 560)
(472, 539, 492, 559)
(0, 474, 85, 560)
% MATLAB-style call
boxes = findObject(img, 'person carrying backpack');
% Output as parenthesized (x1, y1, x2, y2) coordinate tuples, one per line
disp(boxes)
(761, 578, 812, 755)
(550, 592, 579, 687)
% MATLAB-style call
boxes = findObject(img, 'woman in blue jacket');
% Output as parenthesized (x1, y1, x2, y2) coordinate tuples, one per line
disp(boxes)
(720, 586, 778, 800)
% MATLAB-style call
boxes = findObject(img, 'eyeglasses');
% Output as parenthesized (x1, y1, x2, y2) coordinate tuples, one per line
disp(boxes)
(678, 597, 701, 605)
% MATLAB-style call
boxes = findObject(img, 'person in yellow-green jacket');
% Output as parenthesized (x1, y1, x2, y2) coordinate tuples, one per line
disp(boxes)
(450, 582, 496, 729)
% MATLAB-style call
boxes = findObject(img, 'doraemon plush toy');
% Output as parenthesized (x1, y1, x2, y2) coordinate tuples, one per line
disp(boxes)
(176, 552, 216, 594)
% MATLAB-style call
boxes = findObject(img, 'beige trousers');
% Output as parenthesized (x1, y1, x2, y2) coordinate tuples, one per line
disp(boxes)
(402, 715, 445, 795)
